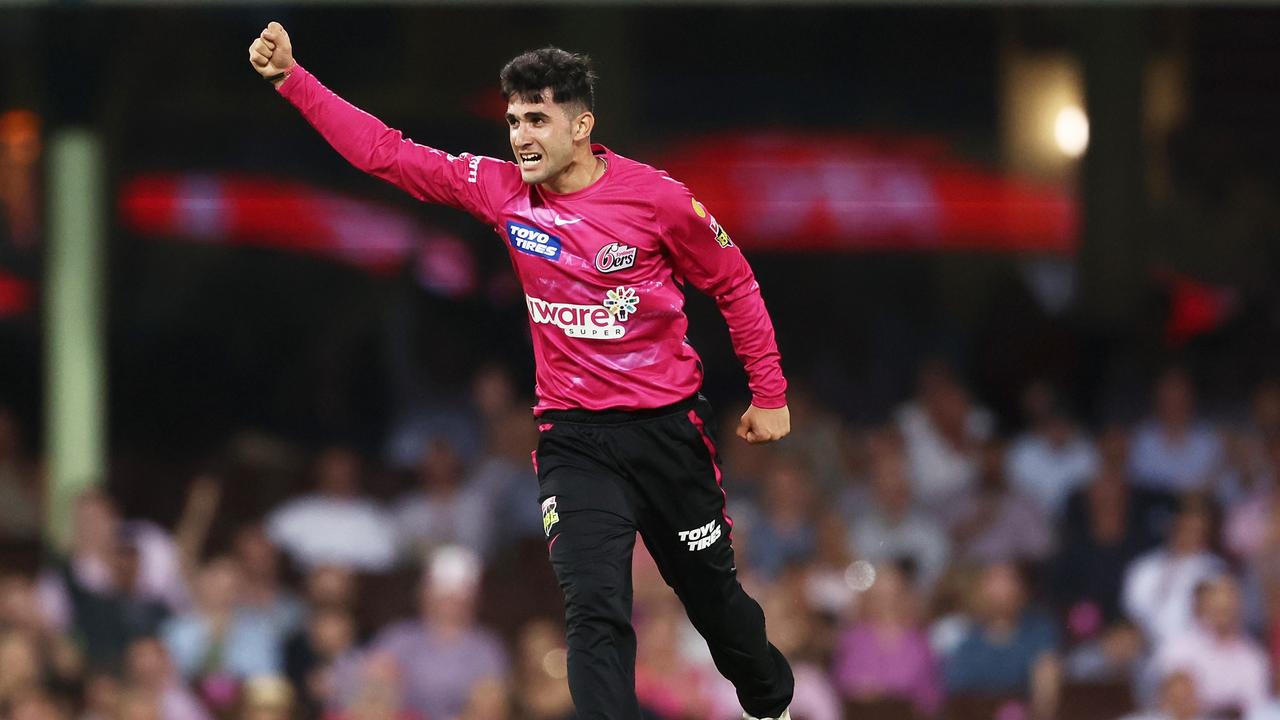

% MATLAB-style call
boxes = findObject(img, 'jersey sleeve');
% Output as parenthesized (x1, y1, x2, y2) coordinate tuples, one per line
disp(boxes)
(277, 64, 518, 225)
(655, 177, 788, 409)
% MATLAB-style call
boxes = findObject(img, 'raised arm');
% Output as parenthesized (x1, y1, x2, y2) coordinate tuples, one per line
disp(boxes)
(248, 22, 517, 224)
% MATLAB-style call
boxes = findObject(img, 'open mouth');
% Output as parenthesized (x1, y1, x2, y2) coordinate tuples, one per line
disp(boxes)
(519, 152, 543, 168)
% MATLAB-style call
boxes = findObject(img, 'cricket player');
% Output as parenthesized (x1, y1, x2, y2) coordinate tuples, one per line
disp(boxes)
(249, 22, 794, 720)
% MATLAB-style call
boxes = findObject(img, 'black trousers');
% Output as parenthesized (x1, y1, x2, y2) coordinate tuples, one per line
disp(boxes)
(534, 394, 794, 720)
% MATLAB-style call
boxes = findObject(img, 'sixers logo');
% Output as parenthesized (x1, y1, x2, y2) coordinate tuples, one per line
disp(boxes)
(506, 221, 562, 261)
(594, 242, 637, 274)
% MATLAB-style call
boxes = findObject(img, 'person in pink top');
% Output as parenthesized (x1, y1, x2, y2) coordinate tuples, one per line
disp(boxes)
(248, 22, 794, 720)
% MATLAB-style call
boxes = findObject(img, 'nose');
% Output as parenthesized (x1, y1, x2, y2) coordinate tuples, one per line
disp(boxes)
(511, 125, 529, 148)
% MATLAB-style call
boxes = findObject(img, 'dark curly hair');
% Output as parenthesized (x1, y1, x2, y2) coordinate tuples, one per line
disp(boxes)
(499, 47, 597, 111)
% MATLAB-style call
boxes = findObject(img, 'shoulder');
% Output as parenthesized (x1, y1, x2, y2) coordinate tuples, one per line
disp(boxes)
(465, 153, 524, 202)
(611, 152, 695, 215)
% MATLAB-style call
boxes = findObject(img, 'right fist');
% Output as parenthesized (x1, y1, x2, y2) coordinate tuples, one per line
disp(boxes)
(248, 21, 295, 86)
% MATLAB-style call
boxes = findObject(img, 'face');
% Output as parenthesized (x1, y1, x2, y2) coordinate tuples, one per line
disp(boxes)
(316, 447, 361, 497)
(1171, 506, 1210, 553)
(1199, 578, 1242, 633)
(74, 492, 118, 551)
(0, 632, 40, 686)
(872, 451, 912, 515)
(234, 525, 279, 579)
(306, 565, 356, 607)
(419, 440, 464, 493)
(1162, 672, 1199, 719)
(506, 89, 591, 185)
(978, 563, 1025, 620)
(1156, 370, 1195, 425)
(196, 558, 243, 612)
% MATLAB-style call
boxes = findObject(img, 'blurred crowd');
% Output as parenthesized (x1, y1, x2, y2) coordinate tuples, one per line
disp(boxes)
(0, 361, 1279, 720)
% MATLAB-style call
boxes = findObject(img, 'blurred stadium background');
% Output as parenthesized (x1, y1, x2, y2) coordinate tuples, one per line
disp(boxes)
(2, 3, 1280, 720)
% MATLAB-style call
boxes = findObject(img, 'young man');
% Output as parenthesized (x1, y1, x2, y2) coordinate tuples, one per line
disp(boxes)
(248, 22, 795, 720)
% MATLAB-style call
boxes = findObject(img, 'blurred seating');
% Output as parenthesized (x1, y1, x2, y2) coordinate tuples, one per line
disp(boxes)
(942, 693, 1025, 720)
(1057, 681, 1133, 720)
(842, 696, 919, 720)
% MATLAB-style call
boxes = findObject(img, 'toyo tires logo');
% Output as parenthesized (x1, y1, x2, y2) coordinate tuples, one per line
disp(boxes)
(506, 221, 562, 261)
(525, 286, 639, 340)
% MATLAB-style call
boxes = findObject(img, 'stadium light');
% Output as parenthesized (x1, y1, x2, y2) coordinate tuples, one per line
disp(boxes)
(1054, 104, 1089, 158)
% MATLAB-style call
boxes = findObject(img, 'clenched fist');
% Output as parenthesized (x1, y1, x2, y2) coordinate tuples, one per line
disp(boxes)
(736, 404, 791, 444)
(248, 21, 295, 87)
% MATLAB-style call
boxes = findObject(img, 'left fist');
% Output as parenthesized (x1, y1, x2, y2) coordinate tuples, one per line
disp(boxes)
(736, 404, 790, 444)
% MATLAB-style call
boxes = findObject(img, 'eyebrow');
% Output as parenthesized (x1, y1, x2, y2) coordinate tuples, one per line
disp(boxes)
(506, 110, 551, 122)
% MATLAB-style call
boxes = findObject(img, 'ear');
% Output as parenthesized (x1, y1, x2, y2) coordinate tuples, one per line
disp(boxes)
(573, 110, 595, 142)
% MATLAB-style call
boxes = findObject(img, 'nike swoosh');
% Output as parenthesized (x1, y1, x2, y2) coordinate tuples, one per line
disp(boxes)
(553, 217, 585, 226)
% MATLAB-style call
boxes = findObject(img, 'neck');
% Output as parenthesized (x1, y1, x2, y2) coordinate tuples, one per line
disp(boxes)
(543, 147, 602, 194)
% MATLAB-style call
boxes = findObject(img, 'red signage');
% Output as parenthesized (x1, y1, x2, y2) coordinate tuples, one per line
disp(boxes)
(657, 133, 1078, 254)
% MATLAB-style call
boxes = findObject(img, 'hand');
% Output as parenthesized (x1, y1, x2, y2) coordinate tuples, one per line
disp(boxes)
(186, 474, 223, 517)
(248, 21, 295, 87)
(736, 404, 790, 444)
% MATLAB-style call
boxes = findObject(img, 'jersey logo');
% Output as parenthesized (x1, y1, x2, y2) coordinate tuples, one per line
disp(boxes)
(710, 219, 733, 248)
(553, 215, 585, 226)
(679, 520, 722, 551)
(506, 221, 562, 261)
(542, 496, 560, 537)
(525, 286, 638, 340)
(595, 242, 637, 274)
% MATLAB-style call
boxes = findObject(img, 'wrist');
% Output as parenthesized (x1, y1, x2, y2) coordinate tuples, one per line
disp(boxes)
(750, 395, 787, 410)
(267, 63, 296, 89)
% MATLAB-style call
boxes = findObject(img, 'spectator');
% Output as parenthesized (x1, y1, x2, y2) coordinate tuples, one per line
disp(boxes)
(1224, 432, 1280, 561)
(1216, 379, 1280, 509)
(944, 438, 1054, 565)
(266, 447, 398, 572)
(123, 637, 211, 720)
(79, 672, 121, 720)
(0, 407, 41, 540)
(38, 490, 189, 631)
(467, 406, 542, 548)
(511, 620, 574, 720)
(336, 545, 507, 719)
(1054, 426, 1175, 632)
(833, 562, 942, 717)
(325, 651, 424, 720)
(1005, 382, 1099, 517)
(303, 565, 358, 610)
(1154, 575, 1268, 717)
(895, 361, 994, 508)
(1063, 622, 1145, 683)
(851, 439, 951, 594)
(746, 459, 818, 580)
(0, 630, 44, 710)
(458, 677, 512, 720)
(239, 676, 295, 720)
(61, 530, 169, 670)
(161, 557, 282, 685)
(802, 511, 862, 621)
(9, 690, 67, 720)
(115, 685, 163, 720)
(1123, 495, 1226, 643)
(231, 523, 304, 637)
(943, 562, 1061, 718)
(393, 438, 492, 559)
(1130, 368, 1224, 493)
(283, 605, 358, 714)
(634, 595, 712, 719)
(704, 574, 840, 720)
(1118, 671, 1204, 720)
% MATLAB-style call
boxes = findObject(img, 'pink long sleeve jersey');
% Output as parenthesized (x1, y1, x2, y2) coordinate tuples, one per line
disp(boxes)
(278, 66, 786, 414)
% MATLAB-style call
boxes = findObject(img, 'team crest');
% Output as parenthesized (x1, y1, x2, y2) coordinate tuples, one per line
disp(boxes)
(542, 496, 560, 537)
